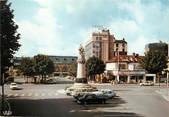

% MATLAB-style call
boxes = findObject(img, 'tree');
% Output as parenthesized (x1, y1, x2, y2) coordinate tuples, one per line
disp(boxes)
(68, 62, 77, 77)
(141, 50, 167, 74)
(19, 57, 35, 82)
(141, 50, 168, 83)
(86, 56, 105, 81)
(33, 54, 55, 82)
(0, 0, 21, 76)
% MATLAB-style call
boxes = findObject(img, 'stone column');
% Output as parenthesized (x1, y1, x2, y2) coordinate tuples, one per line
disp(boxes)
(153, 74, 156, 84)
(127, 75, 130, 83)
(75, 45, 87, 83)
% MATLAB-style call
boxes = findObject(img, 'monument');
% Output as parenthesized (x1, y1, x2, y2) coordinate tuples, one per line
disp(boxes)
(66, 45, 97, 94)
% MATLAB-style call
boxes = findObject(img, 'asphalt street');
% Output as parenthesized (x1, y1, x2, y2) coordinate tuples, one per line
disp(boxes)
(1, 83, 169, 117)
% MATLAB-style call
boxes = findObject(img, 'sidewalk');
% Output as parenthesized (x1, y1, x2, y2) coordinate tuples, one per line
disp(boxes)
(156, 88, 169, 101)
(88, 82, 111, 86)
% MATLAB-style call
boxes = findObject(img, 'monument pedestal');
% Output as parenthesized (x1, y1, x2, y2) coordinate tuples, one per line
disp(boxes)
(66, 45, 97, 94)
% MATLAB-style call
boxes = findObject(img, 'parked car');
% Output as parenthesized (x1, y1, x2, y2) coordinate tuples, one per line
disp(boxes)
(140, 81, 154, 86)
(65, 88, 74, 96)
(100, 89, 116, 99)
(10, 83, 22, 90)
(44, 78, 57, 84)
(75, 93, 108, 104)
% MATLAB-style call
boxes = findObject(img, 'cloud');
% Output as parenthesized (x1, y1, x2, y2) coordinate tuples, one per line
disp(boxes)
(14, 0, 169, 57)
(16, 6, 63, 56)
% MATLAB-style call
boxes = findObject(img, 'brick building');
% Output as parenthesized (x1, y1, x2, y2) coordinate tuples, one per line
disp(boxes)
(85, 29, 127, 62)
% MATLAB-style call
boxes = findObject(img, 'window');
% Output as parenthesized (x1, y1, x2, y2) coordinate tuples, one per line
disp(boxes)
(119, 64, 127, 69)
(122, 43, 125, 47)
(96, 37, 98, 40)
(116, 43, 119, 47)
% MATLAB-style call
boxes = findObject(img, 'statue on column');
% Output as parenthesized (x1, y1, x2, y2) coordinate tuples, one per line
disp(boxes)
(65, 44, 97, 95)
(76, 44, 87, 83)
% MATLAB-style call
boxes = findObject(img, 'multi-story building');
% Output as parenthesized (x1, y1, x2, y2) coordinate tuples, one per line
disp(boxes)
(106, 54, 145, 83)
(13, 56, 78, 76)
(145, 42, 168, 56)
(113, 39, 127, 56)
(48, 56, 77, 76)
(85, 29, 127, 62)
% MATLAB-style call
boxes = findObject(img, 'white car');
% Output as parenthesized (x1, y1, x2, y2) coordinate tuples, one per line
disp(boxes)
(65, 88, 74, 96)
(140, 81, 154, 86)
(100, 89, 116, 99)
(10, 83, 22, 90)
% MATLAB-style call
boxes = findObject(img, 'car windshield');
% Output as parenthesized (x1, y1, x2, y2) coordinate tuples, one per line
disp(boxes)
(11, 83, 17, 85)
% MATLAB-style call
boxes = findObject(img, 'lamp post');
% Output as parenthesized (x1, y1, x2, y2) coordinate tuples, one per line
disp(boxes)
(167, 71, 168, 88)
(1, 73, 5, 115)
(117, 50, 119, 83)
(167, 70, 169, 99)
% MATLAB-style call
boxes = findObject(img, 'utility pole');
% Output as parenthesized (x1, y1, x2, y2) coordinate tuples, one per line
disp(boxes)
(1, 73, 5, 115)
(117, 51, 119, 83)
(167, 71, 169, 98)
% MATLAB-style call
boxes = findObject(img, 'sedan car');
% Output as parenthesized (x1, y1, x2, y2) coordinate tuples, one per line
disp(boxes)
(140, 81, 154, 86)
(75, 93, 108, 104)
(10, 83, 22, 90)
(101, 89, 116, 99)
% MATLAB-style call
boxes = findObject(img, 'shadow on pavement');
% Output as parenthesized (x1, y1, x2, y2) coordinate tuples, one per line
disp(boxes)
(8, 97, 143, 117)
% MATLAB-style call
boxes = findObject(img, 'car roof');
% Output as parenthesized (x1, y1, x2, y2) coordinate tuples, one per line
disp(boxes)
(11, 83, 17, 85)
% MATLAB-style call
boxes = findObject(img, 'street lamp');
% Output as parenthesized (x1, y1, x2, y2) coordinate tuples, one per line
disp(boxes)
(116, 50, 120, 83)
(167, 71, 168, 88)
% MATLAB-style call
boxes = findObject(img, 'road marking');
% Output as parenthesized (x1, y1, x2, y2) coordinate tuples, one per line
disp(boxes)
(47, 93, 52, 96)
(21, 94, 25, 96)
(34, 93, 39, 96)
(103, 114, 138, 117)
(41, 93, 45, 96)
(28, 93, 32, 96)
(7, 94, 11, 96)
(14, 94, 18, 96)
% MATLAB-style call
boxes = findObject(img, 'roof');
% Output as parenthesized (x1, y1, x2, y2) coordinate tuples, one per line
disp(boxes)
(114, 39, 127, 43)
(14, 56, 78, 64)
(48, 56, 77, 64)
(107, 55, 143, 63)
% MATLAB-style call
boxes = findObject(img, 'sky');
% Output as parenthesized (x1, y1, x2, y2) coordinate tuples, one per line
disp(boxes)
(10, 0, 169, 57)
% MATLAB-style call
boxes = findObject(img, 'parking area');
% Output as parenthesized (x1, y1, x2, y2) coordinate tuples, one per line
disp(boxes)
(1, 83, 169, 117)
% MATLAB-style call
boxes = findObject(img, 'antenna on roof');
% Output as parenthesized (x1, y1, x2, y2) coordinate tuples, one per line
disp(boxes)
(93, 25, 107, 31)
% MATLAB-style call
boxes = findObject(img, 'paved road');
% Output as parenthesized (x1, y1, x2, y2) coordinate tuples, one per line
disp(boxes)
(1, 83, 169, 117)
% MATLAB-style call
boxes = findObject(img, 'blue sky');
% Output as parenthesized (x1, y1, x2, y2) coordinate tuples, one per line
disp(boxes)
(10, 0, 169, 57)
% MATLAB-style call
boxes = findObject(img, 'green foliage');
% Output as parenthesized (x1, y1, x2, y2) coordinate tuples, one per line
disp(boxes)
(86, 56, 105, 78)
(33, 54, 55, 76)
(0, 0, 21, 74)
(19, 57, 35, 76)
(68, 62, 77, 77)
(141, 50, 167, 74)
(19, 55, 55, 78)
(148, 42, 168, 56)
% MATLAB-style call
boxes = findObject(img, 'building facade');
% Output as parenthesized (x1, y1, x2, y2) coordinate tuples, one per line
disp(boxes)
(47, 56, 77, 76)
(106, 54, 145, 83)
(13, 56, 78, 76)
(145, 42, 168, 56)
(85, 29, 127, 62)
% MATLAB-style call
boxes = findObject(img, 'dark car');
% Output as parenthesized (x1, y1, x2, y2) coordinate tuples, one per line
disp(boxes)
(75, 93, 108, 104)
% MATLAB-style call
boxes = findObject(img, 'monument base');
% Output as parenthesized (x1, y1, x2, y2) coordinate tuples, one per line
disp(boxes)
(75, 77, 87, 83)
(66, 78, 98, 95)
